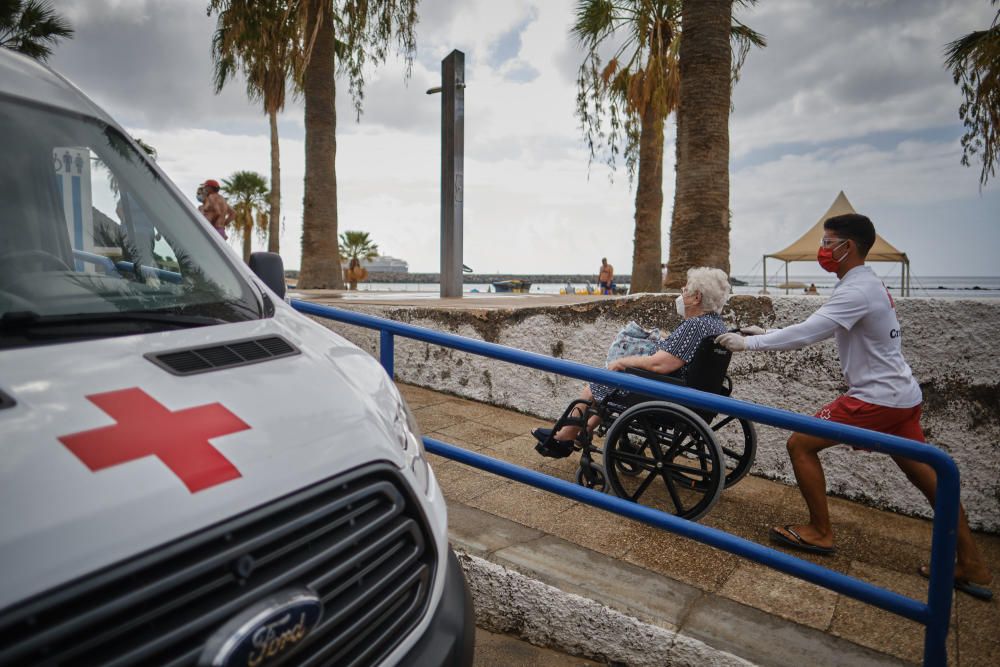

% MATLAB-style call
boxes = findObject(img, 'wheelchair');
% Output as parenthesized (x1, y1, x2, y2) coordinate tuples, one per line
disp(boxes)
(535, 335, 757, 521)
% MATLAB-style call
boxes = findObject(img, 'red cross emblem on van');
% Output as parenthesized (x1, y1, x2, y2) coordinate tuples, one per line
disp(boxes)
(58, 388, 251, 493)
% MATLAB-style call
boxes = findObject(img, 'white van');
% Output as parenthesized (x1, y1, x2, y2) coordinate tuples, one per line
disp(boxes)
(0, 50, 473, 666)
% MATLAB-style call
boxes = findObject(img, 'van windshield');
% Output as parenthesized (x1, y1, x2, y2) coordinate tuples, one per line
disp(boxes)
(0, 97, 263, 348)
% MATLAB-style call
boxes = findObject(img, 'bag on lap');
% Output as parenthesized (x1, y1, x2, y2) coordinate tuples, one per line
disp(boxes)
(606, 321, 660, 365)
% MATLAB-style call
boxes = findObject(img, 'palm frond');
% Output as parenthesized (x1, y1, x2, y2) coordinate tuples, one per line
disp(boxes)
(314, 0, 419, 121)
(944, 6, 1000, 186)
(731, 20, 766, 90)
(338, 230, 380, 262)
(209, 0, 301, 115)
(0, 0, 73, 62)
(571, 0, 696, 180)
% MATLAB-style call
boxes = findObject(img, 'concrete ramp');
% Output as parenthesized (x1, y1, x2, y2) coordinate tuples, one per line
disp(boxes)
(399, 384, 999, 666)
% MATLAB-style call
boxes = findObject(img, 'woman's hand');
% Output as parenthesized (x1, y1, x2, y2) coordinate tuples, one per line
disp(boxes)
(608, 359, 629, 372)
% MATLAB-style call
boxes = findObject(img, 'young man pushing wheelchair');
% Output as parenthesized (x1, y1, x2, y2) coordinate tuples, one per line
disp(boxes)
(716, 213, 992, 601)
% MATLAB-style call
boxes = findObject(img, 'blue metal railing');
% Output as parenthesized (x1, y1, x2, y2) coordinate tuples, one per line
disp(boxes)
(69, 249, 184, 284)
(292, 299, 959, 666)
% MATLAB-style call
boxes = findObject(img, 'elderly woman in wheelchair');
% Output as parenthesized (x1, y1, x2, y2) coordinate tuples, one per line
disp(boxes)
(531, 267, 758, 520)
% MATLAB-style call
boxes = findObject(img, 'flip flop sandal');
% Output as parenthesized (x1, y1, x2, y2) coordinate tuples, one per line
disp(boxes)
(918, 565, 993, 601)
(769, 525, 836, 555)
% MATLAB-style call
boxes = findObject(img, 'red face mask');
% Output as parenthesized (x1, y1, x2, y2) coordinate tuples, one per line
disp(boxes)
(817, 240, 848, 273)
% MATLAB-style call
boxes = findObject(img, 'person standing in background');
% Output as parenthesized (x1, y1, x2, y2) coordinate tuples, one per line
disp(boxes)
(598, 257, 614, 295)
(198, 179, 234, 239)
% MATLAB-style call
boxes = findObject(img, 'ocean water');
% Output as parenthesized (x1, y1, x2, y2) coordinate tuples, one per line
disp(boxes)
(352, 275, 1000, 299)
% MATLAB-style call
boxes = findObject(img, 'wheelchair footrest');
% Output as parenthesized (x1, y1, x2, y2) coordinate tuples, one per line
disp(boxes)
(534, 439, 575, 459)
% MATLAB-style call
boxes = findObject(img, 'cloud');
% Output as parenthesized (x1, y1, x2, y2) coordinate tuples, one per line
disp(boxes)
(52, 0, 267, 133)
(729, 0, 990, 156)
(486, 8, 537, 69)
(730, 137, 1000, 276)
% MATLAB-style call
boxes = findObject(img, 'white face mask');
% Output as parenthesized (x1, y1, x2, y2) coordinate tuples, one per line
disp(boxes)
(675, 294, 685, 318)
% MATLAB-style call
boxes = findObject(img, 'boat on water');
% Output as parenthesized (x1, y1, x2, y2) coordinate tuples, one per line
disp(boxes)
(559, 283, 629, 296)
(359, 254, 409, 273)
(492, 279, 532, 293)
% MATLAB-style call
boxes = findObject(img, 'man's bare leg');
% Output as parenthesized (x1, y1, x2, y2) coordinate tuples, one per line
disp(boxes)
(774, 431, 840, 549)
(891, 455, 992, 586)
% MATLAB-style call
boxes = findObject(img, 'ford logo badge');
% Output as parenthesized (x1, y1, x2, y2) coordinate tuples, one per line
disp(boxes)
(199, 588, 323, 667)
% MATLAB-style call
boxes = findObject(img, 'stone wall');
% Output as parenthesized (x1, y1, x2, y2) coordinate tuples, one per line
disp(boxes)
(305, 295, 1000, 532)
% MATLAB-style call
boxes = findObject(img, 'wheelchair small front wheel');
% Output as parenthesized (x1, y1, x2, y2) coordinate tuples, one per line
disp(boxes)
(575, 462, 608, 493)
(604, 401, 724, 521)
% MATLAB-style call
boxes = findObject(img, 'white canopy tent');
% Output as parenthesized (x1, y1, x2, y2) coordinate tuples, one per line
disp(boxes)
(763, 191, 911, 295)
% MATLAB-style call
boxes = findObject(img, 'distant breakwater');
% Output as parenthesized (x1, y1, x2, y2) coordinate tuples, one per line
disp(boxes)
(285, 272, 630, 284)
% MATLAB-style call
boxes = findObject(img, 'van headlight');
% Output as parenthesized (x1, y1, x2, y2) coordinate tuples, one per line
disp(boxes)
(394, 399, 430, 496)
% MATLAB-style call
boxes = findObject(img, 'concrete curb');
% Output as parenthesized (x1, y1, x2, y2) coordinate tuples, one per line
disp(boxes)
(457, 551, 755, 667)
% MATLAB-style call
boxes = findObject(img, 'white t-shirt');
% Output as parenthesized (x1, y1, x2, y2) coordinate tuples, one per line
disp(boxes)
(747, 266, 921, 408)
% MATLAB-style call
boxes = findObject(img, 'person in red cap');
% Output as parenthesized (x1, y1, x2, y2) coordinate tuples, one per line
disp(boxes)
(198, 179, 234, 239)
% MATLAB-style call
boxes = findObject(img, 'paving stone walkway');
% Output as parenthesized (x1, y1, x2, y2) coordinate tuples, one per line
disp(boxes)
(398, 383, 1000, 666)
(474, 629, 602, 666)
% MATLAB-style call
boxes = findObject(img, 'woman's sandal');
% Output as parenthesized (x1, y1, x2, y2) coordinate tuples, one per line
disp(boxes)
(531, 427, 576, 459)
(534, 439, 575, 459)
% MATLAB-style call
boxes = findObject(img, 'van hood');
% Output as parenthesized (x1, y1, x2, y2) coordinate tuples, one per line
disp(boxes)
(0, 308, 412, 609)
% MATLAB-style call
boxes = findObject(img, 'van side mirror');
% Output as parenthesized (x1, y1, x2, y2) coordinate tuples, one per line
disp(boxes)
(249, 252, 286, 299)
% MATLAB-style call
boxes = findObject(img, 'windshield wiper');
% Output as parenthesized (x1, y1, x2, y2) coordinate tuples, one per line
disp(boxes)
(1, 310, 227, 330)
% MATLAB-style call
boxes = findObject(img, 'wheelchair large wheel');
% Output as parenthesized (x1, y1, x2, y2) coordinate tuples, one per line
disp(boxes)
(603, 402, 724, 521)
(609, 428, 654, 477)
(708, 415, 757, 488)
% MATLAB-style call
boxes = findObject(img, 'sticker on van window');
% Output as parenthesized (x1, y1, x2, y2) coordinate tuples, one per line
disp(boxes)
(58, 388, 250, 492)
(53, 147, 94, 271)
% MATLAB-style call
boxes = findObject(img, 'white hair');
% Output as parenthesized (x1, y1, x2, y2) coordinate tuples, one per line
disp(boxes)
(686, 267, 730, 313)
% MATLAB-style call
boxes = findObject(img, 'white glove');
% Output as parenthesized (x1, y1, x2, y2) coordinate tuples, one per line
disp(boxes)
(740, 326, 766, 336)
(715, 332, 748, 352)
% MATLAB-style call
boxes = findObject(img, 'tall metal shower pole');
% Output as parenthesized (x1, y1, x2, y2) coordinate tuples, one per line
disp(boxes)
(427, 49, 465, 298)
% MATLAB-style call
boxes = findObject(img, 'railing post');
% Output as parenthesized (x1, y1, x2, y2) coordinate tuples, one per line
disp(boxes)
(923, 460, 960, 666)
(380, 330, 394, 377)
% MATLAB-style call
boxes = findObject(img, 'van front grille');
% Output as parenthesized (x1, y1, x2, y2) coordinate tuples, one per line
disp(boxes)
(0, 465, 435, 667)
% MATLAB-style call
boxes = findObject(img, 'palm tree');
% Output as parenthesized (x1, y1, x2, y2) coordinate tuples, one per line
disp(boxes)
(573, 0, 681, 294)
(665, 1, 763, 288)
(209, 0, 303, 255)
(573, 0, 762, 293)
(0, 0, 72, 62)
(945, 1, 1000, 187)
(222, 171, 270, 263)
(339, 230, 379, 290)
(296, 0, 418, 290)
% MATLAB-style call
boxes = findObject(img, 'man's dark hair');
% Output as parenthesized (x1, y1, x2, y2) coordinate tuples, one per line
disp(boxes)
(824, 213, 876, 257)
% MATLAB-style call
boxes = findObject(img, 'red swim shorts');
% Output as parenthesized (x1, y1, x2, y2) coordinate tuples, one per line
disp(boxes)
(815, 395, 925, 444)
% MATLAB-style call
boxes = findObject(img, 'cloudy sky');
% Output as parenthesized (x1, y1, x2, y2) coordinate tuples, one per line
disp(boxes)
(50, 0, 999, 279)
